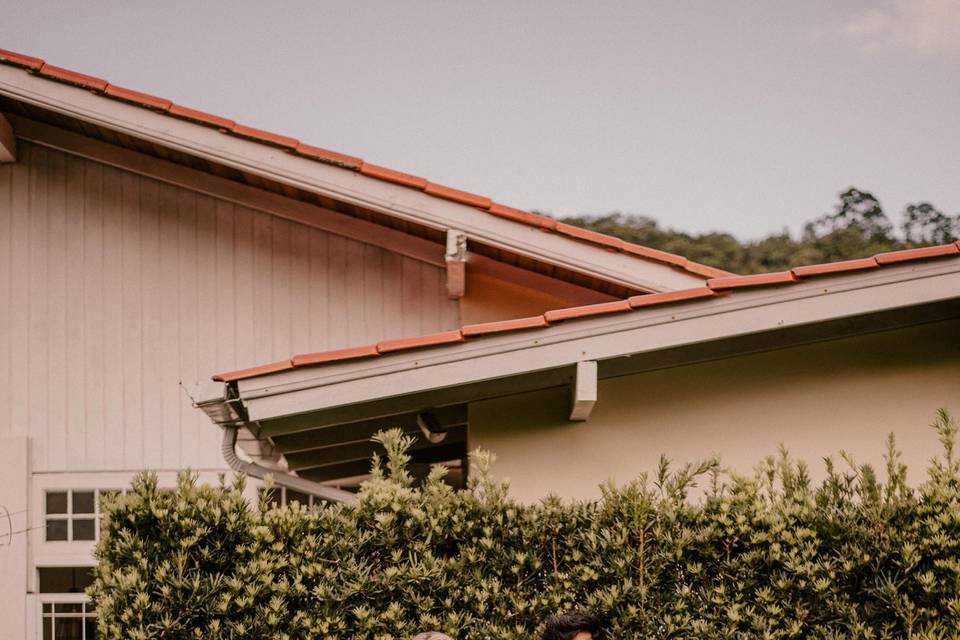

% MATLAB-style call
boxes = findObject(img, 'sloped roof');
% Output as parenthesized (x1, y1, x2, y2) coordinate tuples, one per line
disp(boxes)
(0, 47, 728, 282)
(213, 242, 960, 381)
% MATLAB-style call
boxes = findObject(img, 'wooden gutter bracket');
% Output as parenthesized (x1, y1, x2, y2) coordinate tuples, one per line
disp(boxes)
(445, 229, 467, 299)
(569, 360, 597, 421)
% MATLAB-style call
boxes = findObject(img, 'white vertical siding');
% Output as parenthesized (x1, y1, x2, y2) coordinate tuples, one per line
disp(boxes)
(0, 141, 459, 472)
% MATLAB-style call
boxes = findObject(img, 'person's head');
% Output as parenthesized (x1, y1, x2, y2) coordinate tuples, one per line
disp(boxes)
(539, 613, 603, 640)
(411, 633, 453, 640)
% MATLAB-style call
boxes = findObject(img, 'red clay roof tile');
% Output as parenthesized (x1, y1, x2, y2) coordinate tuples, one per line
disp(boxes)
(461, 315, 551, 337)
(376, 330, 465, 354)
(555, 222, 623, 251)
(621, 242, 689, 268)
(359, 163, 429, 189)
(488, 204, 557, 230)
(168, 104, 236, 130)
(628, 287, 719, 308)
(791, 257, 879, 278)
(37, 64, 108, 91)
(230, 124, 299, 149)
(707, 271, 798, 290)
(424, 183, 493, 209)
(291, 345, 379, 367)
(213, 359, 294, 382)
(295, 143, 363, 170)
(543, 299, 632, 322)
(104, 84, 172, 111)
(875, 243, 960, 264)
(0, 48, 44, 71)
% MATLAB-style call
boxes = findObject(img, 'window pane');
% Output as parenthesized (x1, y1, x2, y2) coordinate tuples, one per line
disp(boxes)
(72, 491, 95, 514)
(46, 492, 68, 515)
(46, 519, 68, 541)
(55, 617, 83, 640)
(43, 617, 52, 640)
(38, 567, 95, 593)
(56, 602, 84, 614)
(43, 603, 52, 613)
(73, 519, 96, 541)
(84, 617, 97, 640)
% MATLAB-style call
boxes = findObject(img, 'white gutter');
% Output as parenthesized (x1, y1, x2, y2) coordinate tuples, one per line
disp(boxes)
(185, 382, 357, 504)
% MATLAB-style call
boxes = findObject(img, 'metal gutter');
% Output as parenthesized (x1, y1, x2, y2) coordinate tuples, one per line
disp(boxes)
(186, 382, 357, 504)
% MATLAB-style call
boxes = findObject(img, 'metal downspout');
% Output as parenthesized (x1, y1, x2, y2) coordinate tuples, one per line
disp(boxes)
(220, 425, 357, 504)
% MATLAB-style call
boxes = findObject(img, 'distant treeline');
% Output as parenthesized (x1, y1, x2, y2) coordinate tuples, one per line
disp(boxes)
(558, 187, 959, 274)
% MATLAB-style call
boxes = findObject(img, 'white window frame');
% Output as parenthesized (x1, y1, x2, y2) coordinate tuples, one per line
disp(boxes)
(37, 591, 96, 640)
(43, 488, 123, 543)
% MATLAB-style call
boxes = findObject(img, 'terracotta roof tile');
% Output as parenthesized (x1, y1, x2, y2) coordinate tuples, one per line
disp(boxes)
(0, 48, 44, 71)
(461, 315, 550, 337)
(791, 257, 879, 278)
(543, 299, 632, 322)
(707, 271, 798, 290)
(377, 330, 465, 354)
(37, 64, 108, 91)
(295, 143, 363, 170)
(621, 242, 690, 268)
(424, 183, 493, 209)
(104, 84, 172, 111)
(875, 243, 960, 265)
(488, 204, 557, 230)
(168, 104, 236, 130)
(555, 222, 623, 251)
(291, 345, 379, 367)
(230, 124, 299, 149)
(628, 287, 719, 308)
(359, 163, 428, 189)
(213, 359, 294, 382)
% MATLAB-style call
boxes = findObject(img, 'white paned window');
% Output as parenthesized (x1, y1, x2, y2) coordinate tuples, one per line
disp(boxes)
(44, 489, 122, 542)
(38, 567, 97, 639)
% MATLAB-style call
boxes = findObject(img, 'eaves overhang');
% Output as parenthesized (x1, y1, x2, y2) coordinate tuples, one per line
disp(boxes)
(213, 258, 960, 436)
(0, 60, 712, 293)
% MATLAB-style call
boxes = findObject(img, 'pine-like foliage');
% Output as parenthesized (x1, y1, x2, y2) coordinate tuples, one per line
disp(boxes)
(90, 412, 960, 639)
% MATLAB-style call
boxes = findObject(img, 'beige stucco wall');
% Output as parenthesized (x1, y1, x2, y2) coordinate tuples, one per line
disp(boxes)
(470, 318, 960, 502)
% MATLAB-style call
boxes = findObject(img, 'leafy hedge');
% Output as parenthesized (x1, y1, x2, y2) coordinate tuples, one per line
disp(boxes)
(91, 411, 960, 639)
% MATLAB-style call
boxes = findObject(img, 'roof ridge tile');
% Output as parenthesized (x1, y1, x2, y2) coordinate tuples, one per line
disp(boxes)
(104, 84, 172, 111)
(37, 64, 108, 91)
(377, 330, 465, 354)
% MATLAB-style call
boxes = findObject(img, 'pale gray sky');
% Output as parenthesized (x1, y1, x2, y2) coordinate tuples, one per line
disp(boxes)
(3, 0, 958, 239)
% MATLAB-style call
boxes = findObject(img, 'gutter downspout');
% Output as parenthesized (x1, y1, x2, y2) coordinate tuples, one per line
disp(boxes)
(221, 425, 358, 504)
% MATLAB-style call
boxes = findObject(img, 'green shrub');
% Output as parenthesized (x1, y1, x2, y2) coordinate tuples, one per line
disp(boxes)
(91, 411, 960, 639)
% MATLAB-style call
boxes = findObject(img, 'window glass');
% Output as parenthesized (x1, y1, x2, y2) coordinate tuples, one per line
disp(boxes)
(46, 520, 68, 542)
(73, 519, 96, 541)
(72, 492, 95, 514)
(38, 567, 95, 593)
(46, 492, 68, 515)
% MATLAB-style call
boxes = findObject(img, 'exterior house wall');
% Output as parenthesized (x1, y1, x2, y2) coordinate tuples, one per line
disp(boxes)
(0, 139, 458, 638)
(470, 318, 960, 502)
(0, 140, 459, 473)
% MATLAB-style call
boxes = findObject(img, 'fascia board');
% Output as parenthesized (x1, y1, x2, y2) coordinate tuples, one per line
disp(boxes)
(237, 260, 960, 422)
(0, 66, 706, 292)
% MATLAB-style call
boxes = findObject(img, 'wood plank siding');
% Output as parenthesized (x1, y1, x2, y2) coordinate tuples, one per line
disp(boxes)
(0, 140, 459, 472)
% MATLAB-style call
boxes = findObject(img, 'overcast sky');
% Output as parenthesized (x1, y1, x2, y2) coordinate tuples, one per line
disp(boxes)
(3, 0, 958, 239)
